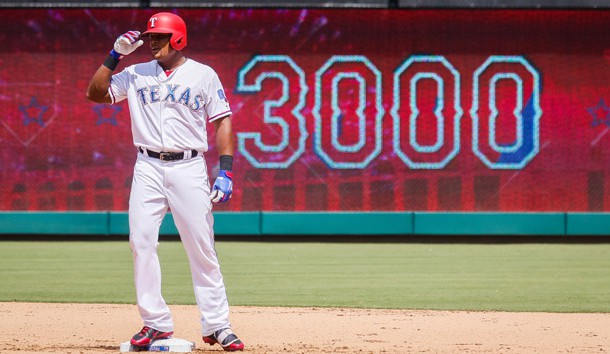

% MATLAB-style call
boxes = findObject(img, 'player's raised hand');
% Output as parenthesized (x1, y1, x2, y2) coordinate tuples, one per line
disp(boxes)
(210, 170, 233, 203)
(114, 31, 144, 56)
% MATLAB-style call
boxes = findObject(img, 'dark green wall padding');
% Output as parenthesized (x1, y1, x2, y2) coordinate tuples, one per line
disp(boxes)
(0, 211, 609, 236)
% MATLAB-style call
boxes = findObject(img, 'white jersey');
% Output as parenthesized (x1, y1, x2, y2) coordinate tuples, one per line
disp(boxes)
(109, 58, 231, 153)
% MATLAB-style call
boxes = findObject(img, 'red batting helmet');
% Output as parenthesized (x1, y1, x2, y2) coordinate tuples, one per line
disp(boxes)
(142, 12, 187, 50)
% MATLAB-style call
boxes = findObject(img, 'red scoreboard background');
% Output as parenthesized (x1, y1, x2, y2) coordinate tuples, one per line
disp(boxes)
(2, 9, 610, 212)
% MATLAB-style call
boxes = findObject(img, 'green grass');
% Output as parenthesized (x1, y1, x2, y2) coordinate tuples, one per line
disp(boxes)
(0, 241, 609, 312)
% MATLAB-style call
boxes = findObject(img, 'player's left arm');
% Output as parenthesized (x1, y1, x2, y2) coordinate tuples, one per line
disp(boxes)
(214, 115, 235, 157)
(210, 116, 235, 203)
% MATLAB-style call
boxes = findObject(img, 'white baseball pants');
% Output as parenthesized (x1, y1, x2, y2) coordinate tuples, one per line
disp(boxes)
(128, 153, 231, 336)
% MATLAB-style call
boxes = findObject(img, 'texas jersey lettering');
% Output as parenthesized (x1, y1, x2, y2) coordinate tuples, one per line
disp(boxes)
(136, 84, 205, 112)
(109, 59, 231, 152)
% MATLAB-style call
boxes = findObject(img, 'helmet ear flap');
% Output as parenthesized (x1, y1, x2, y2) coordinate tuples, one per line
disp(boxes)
(172, 35, 185, 50)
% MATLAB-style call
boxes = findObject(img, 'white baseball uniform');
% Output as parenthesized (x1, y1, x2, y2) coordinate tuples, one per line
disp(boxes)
(109, 58, 233, 336)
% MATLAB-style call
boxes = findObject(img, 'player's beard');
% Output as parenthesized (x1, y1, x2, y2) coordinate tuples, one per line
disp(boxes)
(152, 47, 166, 60)
(155, 49, 184, 71)
(150, 39, 171, 60)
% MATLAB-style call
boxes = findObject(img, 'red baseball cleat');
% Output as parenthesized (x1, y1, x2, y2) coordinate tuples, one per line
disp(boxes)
(203, 328, 244, 351)
(130, 326, 173, 347)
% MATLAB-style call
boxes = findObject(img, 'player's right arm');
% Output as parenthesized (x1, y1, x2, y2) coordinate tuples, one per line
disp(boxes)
(86, 30, 143, 104)
(86, 65, 113, 104)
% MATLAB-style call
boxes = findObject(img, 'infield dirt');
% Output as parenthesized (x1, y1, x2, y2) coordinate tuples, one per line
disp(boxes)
(0, 302, 608, 353)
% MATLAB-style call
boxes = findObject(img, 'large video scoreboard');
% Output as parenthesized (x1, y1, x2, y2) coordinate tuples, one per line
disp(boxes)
(1, 9, 610, 211)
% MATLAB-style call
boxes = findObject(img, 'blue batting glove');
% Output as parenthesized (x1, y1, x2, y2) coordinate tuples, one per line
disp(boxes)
(210, 170, 233, 203)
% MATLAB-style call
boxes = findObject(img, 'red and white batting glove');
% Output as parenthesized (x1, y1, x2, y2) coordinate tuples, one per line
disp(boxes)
(113, 30, 144, 57)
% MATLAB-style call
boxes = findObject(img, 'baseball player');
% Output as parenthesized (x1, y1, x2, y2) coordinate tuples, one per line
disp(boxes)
(86, 12, 244, 351)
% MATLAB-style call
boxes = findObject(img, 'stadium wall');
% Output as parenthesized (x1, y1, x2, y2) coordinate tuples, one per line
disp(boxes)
(1, 211, 609, 236)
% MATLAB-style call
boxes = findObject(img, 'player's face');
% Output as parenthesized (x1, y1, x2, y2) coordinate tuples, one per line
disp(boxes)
(148, 33, 172, 59)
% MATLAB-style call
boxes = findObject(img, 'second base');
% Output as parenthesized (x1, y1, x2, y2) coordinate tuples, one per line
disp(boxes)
(119, 338, 195, 352)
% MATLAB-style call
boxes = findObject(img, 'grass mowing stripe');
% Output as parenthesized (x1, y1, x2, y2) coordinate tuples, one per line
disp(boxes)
(219, 242, 610, 312)
(0, 241, 609, 312)
(0, 241, 134, 303)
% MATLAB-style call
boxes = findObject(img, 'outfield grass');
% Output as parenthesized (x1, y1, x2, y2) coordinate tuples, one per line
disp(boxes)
(0, 241, 609, 312)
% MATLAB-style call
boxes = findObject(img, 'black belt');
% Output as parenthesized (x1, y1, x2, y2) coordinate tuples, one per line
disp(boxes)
(139, 147, 198, 161)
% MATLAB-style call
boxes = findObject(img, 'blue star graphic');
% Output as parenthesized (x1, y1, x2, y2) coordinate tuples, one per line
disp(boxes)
(19, 96, 48, 127)
(93, 104, 121, 126)
(587, 99, 610, 127)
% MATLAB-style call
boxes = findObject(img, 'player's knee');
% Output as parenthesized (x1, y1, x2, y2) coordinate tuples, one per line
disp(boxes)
(129, 231, 160, 254)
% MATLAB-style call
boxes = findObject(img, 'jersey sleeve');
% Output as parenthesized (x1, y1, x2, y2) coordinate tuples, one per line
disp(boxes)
(108, 69, 130, 104)
(206, 72, 232, 122)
